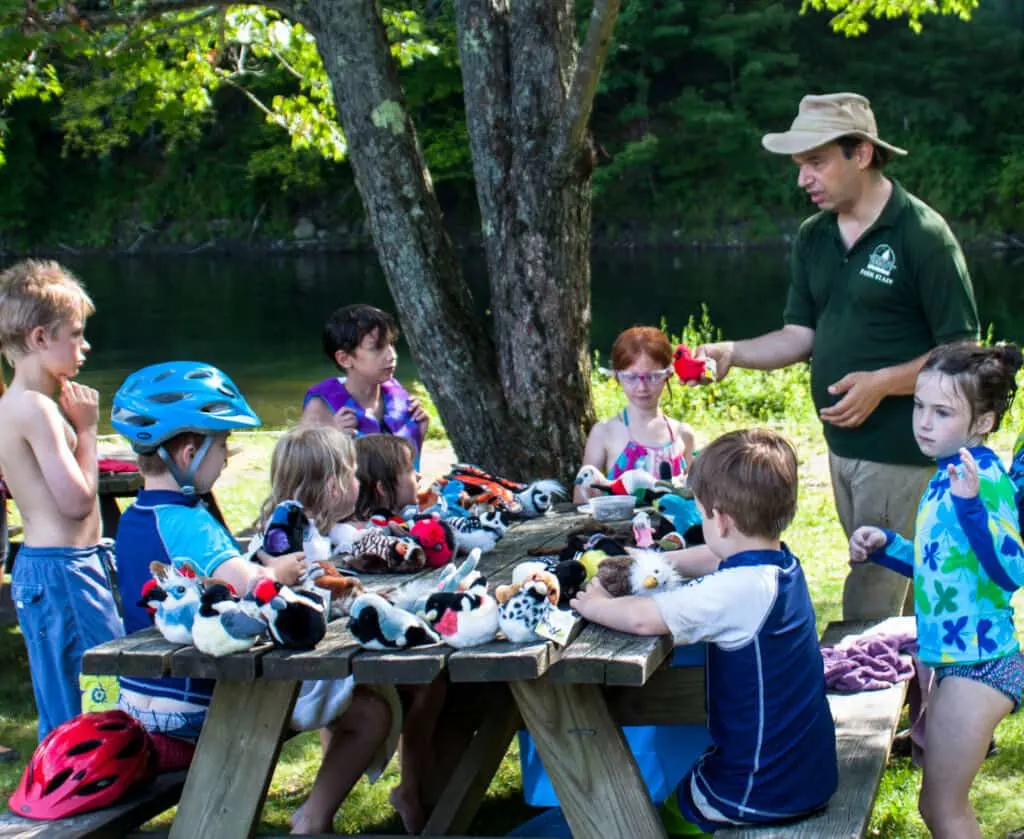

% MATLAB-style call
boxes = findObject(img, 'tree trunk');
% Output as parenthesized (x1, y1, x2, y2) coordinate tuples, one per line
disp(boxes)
(300, 0, 616, 482)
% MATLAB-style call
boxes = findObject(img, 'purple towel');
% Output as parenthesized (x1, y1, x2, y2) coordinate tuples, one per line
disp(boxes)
(821, 633, 917, 692)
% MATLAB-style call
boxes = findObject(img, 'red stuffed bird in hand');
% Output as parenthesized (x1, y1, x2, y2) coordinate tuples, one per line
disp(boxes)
(673, 344, 715, 384)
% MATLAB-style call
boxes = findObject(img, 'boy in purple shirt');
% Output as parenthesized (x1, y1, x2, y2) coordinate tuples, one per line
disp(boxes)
(301, 304, 428, 465)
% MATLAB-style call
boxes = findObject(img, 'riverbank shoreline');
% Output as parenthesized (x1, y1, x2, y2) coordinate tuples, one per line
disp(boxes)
(3, 226, 1020, 260)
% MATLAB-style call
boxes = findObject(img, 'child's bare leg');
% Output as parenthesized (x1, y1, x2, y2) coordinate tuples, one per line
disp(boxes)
(291, 687, 392, 835)
(918, 676, 1012, 839)
(391, 678, 447, 834)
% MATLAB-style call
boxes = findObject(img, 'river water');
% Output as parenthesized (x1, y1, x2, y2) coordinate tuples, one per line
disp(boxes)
(2, 248, 1021, 432)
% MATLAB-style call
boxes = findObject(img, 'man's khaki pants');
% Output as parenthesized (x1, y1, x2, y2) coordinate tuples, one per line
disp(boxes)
(829, 452, 933, 621)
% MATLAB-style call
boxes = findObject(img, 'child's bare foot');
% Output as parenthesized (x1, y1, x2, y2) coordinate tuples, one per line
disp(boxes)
(290, 803, 329, 836)
(390, 782, 426, 835)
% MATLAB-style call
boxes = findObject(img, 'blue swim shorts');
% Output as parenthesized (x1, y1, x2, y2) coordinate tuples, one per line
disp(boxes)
(12, 544, 124, 740)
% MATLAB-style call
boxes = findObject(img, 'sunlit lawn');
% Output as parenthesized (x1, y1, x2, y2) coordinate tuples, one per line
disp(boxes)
(2, 419, 1024, 836)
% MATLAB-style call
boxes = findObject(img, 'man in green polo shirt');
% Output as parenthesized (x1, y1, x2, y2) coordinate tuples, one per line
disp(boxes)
(698, 92, 979, 621)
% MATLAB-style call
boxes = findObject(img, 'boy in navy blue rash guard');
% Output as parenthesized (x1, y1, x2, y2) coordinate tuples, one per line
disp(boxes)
(572, 428, 837, 834)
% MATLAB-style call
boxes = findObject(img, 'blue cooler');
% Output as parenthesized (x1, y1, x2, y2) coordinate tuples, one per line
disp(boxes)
(517, 644, 711, 809)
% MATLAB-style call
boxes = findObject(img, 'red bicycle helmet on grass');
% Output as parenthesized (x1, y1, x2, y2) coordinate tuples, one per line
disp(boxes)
(9, 710, 156, 820)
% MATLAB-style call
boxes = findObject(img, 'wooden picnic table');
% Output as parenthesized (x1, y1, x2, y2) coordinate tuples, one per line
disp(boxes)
(82, 507, 706, 839)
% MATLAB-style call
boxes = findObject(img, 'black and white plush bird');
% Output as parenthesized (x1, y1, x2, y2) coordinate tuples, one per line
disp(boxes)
(449, 510, 508, 554)
(348, 593, 440, 650)
(515, 480, 567, 517)
(420, 577, 499, 648)
(249, 578, 327, 650)
(191, 582, 268, 657)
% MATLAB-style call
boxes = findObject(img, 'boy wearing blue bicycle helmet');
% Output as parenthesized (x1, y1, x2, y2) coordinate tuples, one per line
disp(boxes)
(111, 360, 299, 747)
(111, 362, 393, 833)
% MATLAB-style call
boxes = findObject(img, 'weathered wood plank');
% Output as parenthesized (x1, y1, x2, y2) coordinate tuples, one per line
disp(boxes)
(168, 679, 298, 839)
(604, 632, 674, 686)
(547, 623, 632, 684)
(718, 619, 910, 839)
(421, 684, 522, 835)
(0, 770, 186, 839)
(169, 642, 272, 680)
(511, 676, 667, 839)
(82, 628, 182, 678)
(351, 644, 452, 684)
(605, 665, 706, 726)
(260, 620, 361, 680)
(446, 637, 552, 682)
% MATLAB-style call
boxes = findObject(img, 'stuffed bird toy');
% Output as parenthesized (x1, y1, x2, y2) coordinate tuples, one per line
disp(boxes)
(250, 578, 327, 650)
(307, 561, 365, 619)
(348, 593, 440, 650)
(410, 514, 457, 568)
(449, 510, 508, 555)
(138, 561, 203, 645)
(515, 480, 567, 517)
(672, 344, 716, 384)
(421, 576, 499, 648)
(654, 494, 704, 545)
(632, 511, 655, 549)
(574, 464, 671, 501)
(191, 582, 268, 657)
(340, 530, 427, 574)
(496, 568, 560, 643)
(263, 499, 307, 556)
(597, 551, 683, 598)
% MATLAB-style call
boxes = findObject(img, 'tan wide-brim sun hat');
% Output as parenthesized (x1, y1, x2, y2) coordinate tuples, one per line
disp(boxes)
(761, 92, 907, 157)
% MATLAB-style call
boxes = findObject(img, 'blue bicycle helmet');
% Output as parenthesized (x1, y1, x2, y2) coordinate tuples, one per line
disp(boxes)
(112, 361, 260, 494)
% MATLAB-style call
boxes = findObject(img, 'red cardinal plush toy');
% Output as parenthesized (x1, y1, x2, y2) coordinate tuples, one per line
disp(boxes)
(673, 344, 709, 384)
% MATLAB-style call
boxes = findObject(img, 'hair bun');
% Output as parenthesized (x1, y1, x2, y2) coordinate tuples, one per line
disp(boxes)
(996, 341, 1024, 376)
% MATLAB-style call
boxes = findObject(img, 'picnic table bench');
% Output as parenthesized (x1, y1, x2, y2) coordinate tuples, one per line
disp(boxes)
(1, 510, 912, 839)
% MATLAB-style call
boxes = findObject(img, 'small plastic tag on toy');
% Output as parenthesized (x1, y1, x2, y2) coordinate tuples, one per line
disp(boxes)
(703, 357, 718, 382)
(535, 608, 578, 646)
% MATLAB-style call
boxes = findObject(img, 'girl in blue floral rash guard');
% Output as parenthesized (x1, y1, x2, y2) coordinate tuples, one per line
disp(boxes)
(850, 340, 1024, 839)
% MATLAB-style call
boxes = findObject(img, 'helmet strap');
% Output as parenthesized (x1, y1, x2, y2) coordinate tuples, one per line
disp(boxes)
(157, 435, 214, 497)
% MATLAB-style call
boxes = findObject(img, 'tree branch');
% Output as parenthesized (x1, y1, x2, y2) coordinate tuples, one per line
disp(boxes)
(105, 7, 220, 55)
(59, 0, 298, 31)
(552, 0, 621, 177)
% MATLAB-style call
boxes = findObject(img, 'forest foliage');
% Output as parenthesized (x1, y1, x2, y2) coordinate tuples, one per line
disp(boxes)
(0, 0, 1020, 249)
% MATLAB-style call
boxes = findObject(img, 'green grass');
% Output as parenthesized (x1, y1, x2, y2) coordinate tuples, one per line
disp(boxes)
(4, 348, 1024, 835)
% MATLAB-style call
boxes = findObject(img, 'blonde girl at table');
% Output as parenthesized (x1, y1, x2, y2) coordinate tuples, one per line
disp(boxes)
(574, 325, 695, 504)
(251, 426, 402, 835)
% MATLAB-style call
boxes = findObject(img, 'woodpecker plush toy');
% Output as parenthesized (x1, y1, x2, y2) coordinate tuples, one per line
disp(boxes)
(495, 568, 560, 643)
(250, 578, 327, 650)
(420, 576, 499, 648)
(673, 344, 716, 384)
(348, 593, 440, 650)
(138, 561, 203, 644)
(191, 581, 268, 657)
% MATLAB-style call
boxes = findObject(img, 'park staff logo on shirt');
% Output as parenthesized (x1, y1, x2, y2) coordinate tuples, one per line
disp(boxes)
(860, 244, 896, 285)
